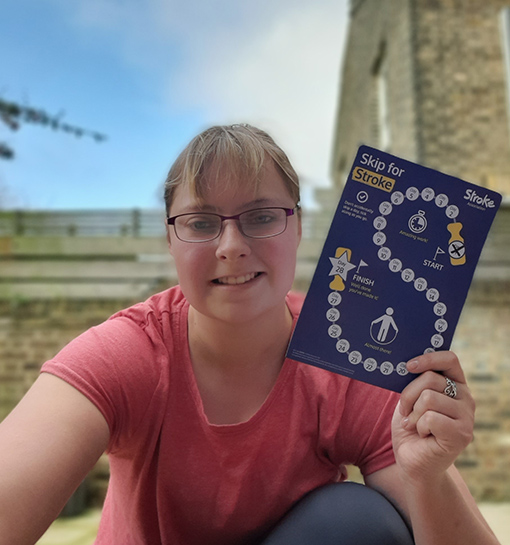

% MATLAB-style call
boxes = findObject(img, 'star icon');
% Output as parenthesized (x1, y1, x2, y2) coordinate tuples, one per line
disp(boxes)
(329, 251, 356, 280)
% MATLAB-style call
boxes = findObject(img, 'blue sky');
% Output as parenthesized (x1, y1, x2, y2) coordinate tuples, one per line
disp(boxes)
(0, 0, 348, 210)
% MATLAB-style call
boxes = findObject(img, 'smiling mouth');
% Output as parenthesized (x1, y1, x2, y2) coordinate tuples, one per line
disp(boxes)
(213, 272, 262, 285)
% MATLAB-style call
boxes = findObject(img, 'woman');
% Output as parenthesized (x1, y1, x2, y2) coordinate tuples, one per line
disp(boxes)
(0, 124, 500, 544)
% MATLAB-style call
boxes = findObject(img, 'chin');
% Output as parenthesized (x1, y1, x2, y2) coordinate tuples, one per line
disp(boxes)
(207, 297, 283, 326)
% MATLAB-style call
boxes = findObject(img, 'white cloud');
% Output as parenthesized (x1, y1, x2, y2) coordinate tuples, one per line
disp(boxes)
(171, 1, 349, 188)
(47, 0, 349, 189)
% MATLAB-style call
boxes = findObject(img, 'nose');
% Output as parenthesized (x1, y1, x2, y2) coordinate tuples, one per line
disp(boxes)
(215, 219, 251, 261)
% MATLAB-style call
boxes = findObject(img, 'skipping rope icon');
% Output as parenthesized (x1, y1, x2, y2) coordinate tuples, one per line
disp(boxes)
(370, 308, 399, 345)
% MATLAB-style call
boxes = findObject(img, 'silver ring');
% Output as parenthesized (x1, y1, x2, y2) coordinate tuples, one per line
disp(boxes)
(443, 377, 457, 398)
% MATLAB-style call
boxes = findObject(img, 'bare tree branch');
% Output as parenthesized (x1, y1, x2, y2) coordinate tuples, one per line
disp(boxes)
(0, 98, 107, 160)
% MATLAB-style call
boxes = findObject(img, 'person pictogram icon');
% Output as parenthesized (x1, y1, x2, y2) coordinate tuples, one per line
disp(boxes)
(370, 307, 399, 344)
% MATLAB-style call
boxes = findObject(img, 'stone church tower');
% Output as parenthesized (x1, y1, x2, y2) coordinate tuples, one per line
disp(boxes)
(332, 0, 510, 197)
(331, 0, 510, 501)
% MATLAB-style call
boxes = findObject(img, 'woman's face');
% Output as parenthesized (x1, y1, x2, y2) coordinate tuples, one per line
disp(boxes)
(167, 160, 301, 326)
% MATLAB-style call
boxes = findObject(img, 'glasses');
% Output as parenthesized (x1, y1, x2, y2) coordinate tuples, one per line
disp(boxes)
(166, 206, 299, 243)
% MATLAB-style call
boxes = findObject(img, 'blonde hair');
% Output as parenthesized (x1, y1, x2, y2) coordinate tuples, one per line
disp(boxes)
(164, 124, 300, 214)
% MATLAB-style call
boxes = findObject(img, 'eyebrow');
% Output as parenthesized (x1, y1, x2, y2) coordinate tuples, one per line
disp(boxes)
(176, 198, 283, 215)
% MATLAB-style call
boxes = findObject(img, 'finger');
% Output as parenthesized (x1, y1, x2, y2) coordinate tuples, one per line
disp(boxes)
(406, 350, 466, 384)
(415, 410, 474, 451)
(416, 410, 451, 439)
(404, 387, 464, 430)
(399, 370, 462, 417)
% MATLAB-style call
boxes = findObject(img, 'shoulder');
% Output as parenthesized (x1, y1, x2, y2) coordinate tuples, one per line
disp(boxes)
(109, 284, 187, 332)
(49, 285, 186, 361)
(40, 286, 189, 449)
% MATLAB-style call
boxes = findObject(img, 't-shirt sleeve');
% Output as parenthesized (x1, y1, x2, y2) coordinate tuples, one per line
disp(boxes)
(40, 315, 167, 453)
(337, 379, 400, 477)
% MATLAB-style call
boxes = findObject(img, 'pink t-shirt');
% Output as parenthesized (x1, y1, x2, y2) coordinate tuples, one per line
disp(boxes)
(41, 286, 399, 545)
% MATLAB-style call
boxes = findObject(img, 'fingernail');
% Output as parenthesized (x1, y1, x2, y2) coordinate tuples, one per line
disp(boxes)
(402, 417, 410, 429)
(408, 360, 419, 371)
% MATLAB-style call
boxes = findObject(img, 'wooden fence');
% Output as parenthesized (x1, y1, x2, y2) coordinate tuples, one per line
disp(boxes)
(0, 208, 333, 240)
(0, 209, 167, 237)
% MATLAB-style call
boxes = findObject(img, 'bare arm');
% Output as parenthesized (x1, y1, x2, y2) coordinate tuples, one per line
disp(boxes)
(0, 373, 110, 545)
(366, 351, 500, 545)
(366, 464, 499, 545)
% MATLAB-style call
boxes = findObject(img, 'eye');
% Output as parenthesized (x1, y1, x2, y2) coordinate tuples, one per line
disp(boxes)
(182, 214, 218, 232)
(243, 209, 279, 225)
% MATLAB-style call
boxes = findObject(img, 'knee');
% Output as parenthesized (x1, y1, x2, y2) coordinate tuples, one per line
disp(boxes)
(331, 482, 413, 544)
(263, 482, 414, 545)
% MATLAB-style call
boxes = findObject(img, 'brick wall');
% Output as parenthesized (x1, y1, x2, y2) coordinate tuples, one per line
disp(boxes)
(333, 0, 420, 186)
(452, 281, 510, 500)
(334, 0, 510, 195)
(1, 280, 510, 501)
(0, 298, 138, 506)
(0, 271, 318, 507)
(413, 0, 510, 191)
(333, 0, 510, 500)
(0, 298, 138, 421)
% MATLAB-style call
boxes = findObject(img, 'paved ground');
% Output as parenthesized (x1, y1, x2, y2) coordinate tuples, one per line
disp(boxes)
(37, 504, 509, 544)
(36, 510, 101, 545)
(479, 503, 510, 545)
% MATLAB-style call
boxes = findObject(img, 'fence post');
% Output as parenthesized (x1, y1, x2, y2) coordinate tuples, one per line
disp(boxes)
(132, 208, 141, 237)
(14, 210, 25, 236)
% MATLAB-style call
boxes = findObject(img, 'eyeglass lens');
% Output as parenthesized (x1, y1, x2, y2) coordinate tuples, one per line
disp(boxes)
(174, 208, 289, 242)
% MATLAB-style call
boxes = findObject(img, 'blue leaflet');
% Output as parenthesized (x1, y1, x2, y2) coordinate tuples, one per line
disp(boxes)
(287, 145, 502, 392)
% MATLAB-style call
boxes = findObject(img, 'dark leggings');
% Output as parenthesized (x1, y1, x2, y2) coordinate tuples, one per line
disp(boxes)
(261, 482, 415, 544)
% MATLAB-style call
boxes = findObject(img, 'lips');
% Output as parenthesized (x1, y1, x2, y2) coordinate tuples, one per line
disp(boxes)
(213, 272, 261, 285)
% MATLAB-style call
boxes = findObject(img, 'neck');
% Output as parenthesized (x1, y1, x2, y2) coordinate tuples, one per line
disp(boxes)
(188, 302, 294, 373)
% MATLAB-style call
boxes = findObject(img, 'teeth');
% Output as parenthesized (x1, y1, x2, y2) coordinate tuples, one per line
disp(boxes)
(216, 272, 257, 285)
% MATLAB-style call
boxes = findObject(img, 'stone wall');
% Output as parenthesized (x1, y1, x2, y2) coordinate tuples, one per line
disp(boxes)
(0, 298, 140, 422)
(0, 267, 319, 507)
(333, 0, 420, 186)
(1, 206, 509, 502)
(1, 279, 510, 502)
(452, 281, 510, 501)
(413, 0, 510, 192)
(347, 281, 510, 501)
(334, 0, 510, 195)
(0, 298, 141, 507)
(333, 0, 510, 500)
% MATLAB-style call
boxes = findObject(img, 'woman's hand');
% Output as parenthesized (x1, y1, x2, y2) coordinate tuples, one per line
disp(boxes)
(391, 351, 475, 483)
